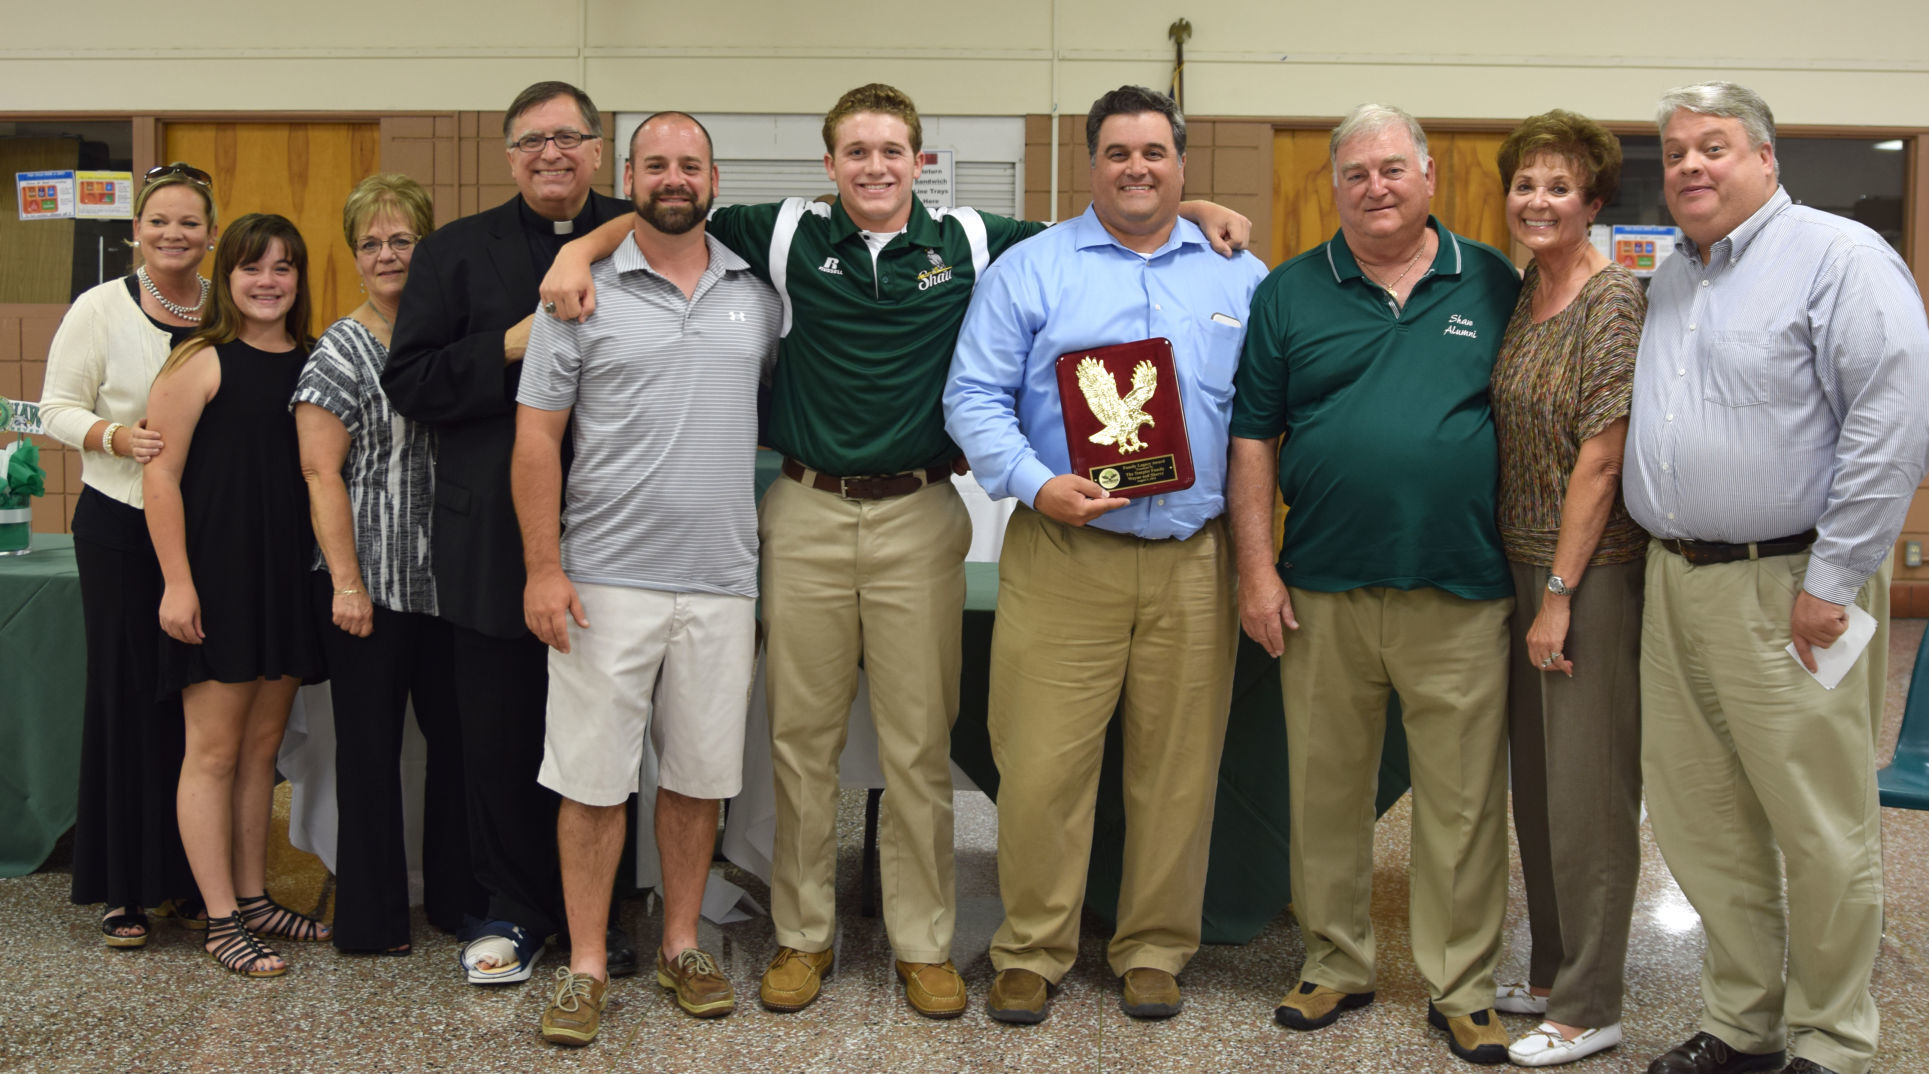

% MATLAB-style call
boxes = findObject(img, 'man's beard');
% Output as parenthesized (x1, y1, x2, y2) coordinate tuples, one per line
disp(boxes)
(635, 187, 709, 235)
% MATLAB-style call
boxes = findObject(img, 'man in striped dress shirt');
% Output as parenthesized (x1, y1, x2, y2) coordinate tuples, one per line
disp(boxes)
(512, 112, 781, 1046)
(1624, 82, 1929, 1074)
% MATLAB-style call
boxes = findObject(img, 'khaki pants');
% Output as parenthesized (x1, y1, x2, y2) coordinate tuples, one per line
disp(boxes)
(1281, 585, 1512, 1017)
(759, 475, 971, 963)
(987, 508, 1236, 982)
(1506, 559, 1644, 1028)
(1641, 543, 1883, 1074)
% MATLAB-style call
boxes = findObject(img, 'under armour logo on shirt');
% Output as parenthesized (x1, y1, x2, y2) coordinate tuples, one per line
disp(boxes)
(818, 257, 843, 275)
(728, 311, 746, 322)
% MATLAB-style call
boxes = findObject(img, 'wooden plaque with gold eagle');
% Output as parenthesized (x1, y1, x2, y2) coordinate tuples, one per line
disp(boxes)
(1053, 337, 1195, 499)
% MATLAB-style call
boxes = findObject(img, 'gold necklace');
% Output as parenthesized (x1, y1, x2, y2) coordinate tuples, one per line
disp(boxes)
(1362, 242, 1427, 299)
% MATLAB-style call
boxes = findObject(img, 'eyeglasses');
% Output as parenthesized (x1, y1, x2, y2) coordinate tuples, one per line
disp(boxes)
(355, 234, 417, 257)
(509, 130, 590, 154)
(143, 162, 212, 188)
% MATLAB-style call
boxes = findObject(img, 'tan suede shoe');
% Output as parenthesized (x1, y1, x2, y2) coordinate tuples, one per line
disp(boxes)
(539, 967, 609, 1046)
(1428, 1003, 1510, 1065)
(896, 960, 967, 1019)
(1120, 967, 1182, 1019)
(656, 948, 734, 1018)
(986, 967, 1051, 1025)
(1273, 979, 1375, 1030)
(759, 946, 833, 1013)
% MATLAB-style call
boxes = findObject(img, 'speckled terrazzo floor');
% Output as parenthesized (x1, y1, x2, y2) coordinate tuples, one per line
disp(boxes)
(5, 622, 1927, 1074)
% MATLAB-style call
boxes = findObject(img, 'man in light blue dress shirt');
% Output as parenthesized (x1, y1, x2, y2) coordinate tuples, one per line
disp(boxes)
(945, 85, 1266, 1025)
(1624, 82, 1929, 1074)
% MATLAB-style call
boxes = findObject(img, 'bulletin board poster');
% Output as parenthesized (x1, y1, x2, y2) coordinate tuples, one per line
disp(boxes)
(16, 170, 77, 221)
(75, 171, 134, 219)
(1611, 224, 1680, 277)
(913, 148, 954, 209)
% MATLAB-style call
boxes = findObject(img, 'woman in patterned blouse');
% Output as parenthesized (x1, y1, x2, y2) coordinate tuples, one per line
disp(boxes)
(1486, 111, 1649, 1069)
(292, 175, 482, 954)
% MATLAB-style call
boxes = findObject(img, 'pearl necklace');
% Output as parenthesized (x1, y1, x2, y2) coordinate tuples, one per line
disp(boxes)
(137, 266, 210, 322)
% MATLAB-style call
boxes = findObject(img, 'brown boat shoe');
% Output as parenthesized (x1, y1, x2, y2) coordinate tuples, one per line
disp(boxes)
(896, 960, 967, 1019)
(987, 967, 1051, 1025)
(539, 967, 609, 1047)
(656, 948, 735, 1018)
(759, 946, 833, 1013)
(1120, 967, 1182, 1019)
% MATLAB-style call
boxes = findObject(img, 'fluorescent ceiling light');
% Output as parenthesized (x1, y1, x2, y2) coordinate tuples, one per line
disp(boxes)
(1873, 139, 1904, 151)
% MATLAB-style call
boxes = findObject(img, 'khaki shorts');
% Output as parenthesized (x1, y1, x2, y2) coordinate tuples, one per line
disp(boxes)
(536, 581, 755, 805)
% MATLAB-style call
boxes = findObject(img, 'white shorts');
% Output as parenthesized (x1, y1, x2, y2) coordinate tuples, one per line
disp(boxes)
(536, 581, 755, 806)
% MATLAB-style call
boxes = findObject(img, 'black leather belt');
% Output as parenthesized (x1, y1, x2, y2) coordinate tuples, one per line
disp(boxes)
(1655, 529, 1816, 566)
(781, 457, 949, 501)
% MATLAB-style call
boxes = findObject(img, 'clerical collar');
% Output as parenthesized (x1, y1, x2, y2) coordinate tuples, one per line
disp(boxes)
(518, 197, 592, 236)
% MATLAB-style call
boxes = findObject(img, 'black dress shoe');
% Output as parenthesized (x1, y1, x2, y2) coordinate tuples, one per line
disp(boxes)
(1646, 1032, 1786, 1074)
(606, 926, 638, 978)
(1782, 1060, 1839, 1074)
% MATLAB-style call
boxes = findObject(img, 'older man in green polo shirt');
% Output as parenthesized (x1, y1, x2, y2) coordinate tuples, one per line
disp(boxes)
(1227, 103, 1521, 1067)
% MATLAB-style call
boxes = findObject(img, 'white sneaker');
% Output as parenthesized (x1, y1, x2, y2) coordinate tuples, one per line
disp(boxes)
(1494, 981, 1549, 1015)
(1507, 1022, 1623, 1067)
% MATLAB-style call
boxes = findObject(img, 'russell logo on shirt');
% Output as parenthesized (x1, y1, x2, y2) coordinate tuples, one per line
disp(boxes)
(1444, 313, 1478, 340)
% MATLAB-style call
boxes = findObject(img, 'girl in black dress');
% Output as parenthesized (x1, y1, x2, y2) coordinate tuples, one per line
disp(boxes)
(143, 213, 328, 977)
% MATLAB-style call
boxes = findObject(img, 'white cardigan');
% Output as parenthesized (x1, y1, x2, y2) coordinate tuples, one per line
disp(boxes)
(38, 279, 176, 509)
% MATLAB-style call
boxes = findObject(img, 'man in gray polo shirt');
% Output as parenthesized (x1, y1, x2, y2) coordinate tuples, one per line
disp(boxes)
(511, 112, 781, 1046)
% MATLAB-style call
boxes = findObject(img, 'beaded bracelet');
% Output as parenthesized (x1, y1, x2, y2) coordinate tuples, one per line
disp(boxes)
(101, 422, 123, 458)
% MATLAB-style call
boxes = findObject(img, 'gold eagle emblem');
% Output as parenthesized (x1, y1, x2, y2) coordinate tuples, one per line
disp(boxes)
(1075, 356, 1157, 454)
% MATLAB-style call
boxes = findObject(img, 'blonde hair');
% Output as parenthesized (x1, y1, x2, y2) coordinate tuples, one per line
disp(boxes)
(341, 173, 433, 247)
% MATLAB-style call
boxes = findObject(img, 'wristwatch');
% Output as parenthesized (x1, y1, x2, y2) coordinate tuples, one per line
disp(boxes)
(1546, 574, 1573, 596)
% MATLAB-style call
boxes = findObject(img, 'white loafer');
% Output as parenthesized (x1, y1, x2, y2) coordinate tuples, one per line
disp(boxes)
(1495, 981, 1549, 1015)
(1507, 1021, 1622, 1067)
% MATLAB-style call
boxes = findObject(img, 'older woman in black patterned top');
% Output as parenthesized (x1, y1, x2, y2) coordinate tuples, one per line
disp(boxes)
(1486, 111, 1648, 1068)
(294, 174, 481, 954)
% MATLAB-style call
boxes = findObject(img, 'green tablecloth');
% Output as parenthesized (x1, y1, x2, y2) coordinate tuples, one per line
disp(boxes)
(0, 533, 83, 877)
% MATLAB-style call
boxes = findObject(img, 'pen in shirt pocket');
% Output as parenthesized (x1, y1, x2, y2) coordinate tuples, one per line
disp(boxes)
(1210, 312, 1241, 327)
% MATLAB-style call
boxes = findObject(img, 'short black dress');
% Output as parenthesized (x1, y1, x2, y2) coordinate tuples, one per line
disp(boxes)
(157, 340, 324, 692)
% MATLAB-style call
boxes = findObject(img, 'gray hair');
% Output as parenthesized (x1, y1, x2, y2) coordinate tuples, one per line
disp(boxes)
(1329, 103, 1430, 173)
(1655, 81, 1777, 175)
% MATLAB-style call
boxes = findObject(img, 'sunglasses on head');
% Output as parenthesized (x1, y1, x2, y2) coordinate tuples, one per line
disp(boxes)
(143, 162, 212, 188)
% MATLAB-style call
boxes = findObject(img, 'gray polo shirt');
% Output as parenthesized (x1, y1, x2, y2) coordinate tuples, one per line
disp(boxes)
(520, 231, 781, 597)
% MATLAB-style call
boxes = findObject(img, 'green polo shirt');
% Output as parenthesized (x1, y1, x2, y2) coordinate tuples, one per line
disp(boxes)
(1230, 218, 1520, 599)
(709, 195, 1043, 475)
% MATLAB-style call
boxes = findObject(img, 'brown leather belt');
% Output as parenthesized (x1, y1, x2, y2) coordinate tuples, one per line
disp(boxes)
(1655, 529, 1816, 566)
(781, 457, 949, 501)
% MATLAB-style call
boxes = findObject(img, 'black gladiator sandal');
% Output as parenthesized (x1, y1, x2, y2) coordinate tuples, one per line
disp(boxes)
(236, 893, 332, 942)
(204, 913, 286, 978)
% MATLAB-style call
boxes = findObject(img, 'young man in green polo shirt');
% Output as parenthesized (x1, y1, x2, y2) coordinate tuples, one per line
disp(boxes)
(540, 82, 1248, 1019)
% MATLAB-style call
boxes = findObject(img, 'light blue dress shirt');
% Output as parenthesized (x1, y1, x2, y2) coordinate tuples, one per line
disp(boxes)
(1623, 187, 1929, 605)
(944, 206, 1267, 541)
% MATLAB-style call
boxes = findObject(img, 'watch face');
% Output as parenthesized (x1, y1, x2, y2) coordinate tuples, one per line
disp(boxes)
(1546, 575, 1569, 595)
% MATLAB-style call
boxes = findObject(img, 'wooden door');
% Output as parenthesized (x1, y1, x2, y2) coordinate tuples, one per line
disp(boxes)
(162, 122, 381, 327)
(1271, 128, 1511, 264)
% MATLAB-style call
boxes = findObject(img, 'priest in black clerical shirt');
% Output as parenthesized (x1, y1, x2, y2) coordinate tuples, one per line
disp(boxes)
(382, 79, 635, 988)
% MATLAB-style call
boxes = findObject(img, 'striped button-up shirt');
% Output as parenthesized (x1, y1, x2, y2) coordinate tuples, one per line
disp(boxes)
(1623, 186, 1929, 605)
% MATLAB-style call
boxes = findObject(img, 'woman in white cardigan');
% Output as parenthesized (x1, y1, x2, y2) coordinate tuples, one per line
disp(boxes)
(38, 164, 218, 947)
